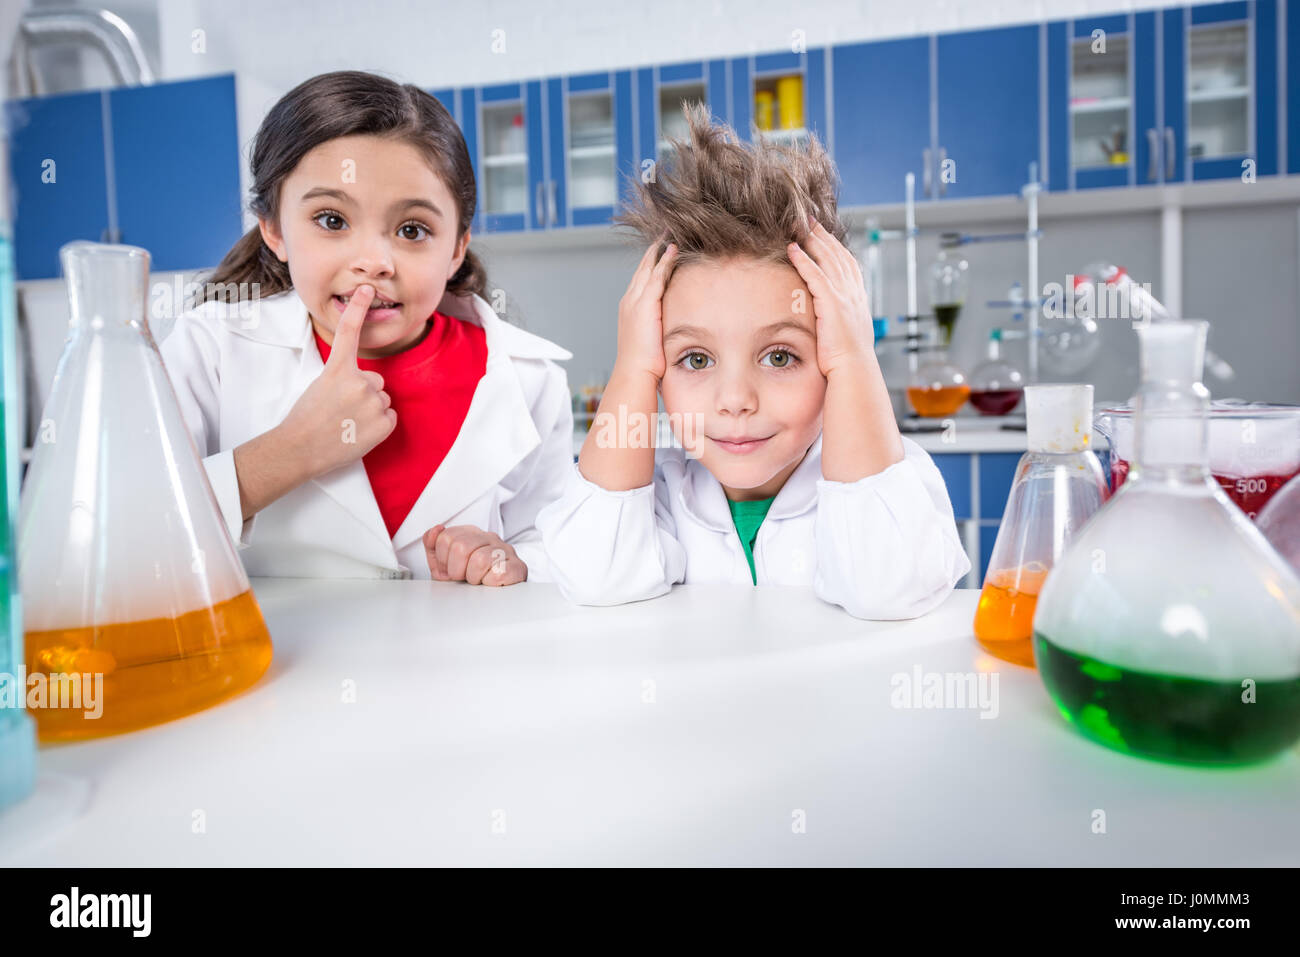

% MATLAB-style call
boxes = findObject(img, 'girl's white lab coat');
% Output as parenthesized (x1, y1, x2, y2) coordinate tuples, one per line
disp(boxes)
(159, 287, 574, 580)
(535, 434, 971, 619)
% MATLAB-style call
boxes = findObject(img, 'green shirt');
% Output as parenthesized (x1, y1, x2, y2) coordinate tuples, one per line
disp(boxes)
(727, 495, 777, 585)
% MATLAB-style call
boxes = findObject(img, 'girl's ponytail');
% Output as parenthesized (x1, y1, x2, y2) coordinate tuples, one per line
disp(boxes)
(447, 247, 488, 300)
(190, 225, 292, 309)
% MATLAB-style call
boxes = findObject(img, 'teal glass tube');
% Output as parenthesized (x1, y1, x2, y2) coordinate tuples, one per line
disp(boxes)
(0, 227, 36, 809)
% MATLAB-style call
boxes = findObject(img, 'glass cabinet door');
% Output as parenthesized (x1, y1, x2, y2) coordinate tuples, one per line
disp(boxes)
(481, 102, 529, 218)
(1186, 22, 1250, 161)
(658, 82, 706, 160)
(568, 91, 616, 210)
(1070, 33, 1131, 172)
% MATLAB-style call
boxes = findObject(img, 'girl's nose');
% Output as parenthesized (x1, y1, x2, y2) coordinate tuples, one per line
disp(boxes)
(351, 236, 395, 277)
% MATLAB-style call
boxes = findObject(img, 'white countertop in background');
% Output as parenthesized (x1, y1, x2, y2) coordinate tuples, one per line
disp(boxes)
(3, 578, 1296, 866)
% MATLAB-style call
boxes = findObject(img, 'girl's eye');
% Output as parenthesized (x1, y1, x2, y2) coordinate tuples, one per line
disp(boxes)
(762, 350, 797, 368)
(312, 211, 430, 241)
(681, 352, 713, 371)
(399, 221, 431, 241)
(314, 211, 346, 231)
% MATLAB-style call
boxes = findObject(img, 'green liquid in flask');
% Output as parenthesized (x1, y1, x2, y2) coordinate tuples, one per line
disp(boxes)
(1033, 632, 1300, 766)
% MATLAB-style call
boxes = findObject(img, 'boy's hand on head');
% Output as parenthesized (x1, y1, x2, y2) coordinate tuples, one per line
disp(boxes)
(787, 220, 877, 378)
(423, 524, 528, 586)
(615, 240, 678, 381)
(278, 284, 397, 477)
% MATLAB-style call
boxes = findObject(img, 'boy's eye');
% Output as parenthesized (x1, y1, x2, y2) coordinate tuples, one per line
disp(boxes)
(681, 352, 713, 371)
(762, 350, 796, 368)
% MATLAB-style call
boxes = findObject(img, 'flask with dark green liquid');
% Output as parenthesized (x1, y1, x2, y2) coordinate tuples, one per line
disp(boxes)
(1033, 321, 1300, 766)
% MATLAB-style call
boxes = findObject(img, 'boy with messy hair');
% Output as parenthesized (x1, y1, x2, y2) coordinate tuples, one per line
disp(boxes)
(536, 105, 970, 619)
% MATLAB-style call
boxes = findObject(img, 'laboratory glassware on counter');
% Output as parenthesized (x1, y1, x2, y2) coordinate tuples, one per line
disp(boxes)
(928, 240, 968, 346)
(906, 345, 969, 418)
(1257, 474, 1300, 575)
(1074, 262, 1234, 381)
(973, 385, 1108, 666)
(968, 328, 1026, 415)
(1033, 321, 1300, 766)
(873, 317, 912, 423)
(1095, 401, 1300, 521)
(18, 242, 273, 742)
(0, 224, 34, 808)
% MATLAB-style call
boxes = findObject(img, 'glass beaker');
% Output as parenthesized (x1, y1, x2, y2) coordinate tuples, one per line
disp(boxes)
(968, 328, 1025, 416)
(1, 225, 34, 807)
(928, 241, 968, 347)
(18, 242, 273, 742)
(973, 385, 1108, 666)
(1258, 473, 1300, 575)
(1095, 401, 1300, 520)
(1034, 321, 1300, 766)
(906, 346, 969, 418)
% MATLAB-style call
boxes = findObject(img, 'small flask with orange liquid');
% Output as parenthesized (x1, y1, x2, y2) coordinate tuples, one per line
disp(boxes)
(18, 242, 272, 742)
(906, 345, 970, 417)
(973, 384, 1108, 666)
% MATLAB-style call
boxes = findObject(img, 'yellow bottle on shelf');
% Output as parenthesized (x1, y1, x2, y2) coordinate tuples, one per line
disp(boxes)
(754, 90, 774, 131)
(776, 75, 804, 129)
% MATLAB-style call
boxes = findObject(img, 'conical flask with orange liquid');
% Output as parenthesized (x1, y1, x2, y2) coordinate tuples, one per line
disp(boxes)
(973, 384, 1109, 666)
(18, 242, 272, 741)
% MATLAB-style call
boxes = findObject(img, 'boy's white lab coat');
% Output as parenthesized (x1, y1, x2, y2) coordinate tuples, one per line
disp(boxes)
(159, 287, 573, 580)
(536, 434, 971, 619)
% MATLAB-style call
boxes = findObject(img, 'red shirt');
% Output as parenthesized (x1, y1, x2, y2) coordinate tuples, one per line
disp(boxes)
(313, 311, 488, 539)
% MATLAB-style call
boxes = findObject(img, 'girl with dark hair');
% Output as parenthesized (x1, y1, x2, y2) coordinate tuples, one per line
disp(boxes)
(161, 70, 574, 583)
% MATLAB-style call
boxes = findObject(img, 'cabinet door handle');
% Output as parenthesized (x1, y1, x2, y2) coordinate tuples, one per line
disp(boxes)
(1146, 128, 1159, 182)
(535, 181, 545, 228)
(923, 148, 933, 198)
(547, 179, 558, 226)
(1164, 126, 1176, 180)
(938, 147, 948, 196)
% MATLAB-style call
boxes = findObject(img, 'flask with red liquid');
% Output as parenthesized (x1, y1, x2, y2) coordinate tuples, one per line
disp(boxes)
(968, 328, 1025, 416)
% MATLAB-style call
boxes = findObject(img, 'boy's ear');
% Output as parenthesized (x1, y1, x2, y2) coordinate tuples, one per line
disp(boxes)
(447, 228, 471, 280)
(257, 216, 288, 263)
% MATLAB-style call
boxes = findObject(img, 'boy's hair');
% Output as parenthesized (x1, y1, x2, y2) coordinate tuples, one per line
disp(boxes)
(616, 102, 847, 267)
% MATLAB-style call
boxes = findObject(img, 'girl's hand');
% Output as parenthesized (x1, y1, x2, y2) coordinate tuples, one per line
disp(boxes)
(278, 284, 397, 477)
(615, 240, 678, 381)
(787, 220, 877, 378)
(423, 524, 528, 586)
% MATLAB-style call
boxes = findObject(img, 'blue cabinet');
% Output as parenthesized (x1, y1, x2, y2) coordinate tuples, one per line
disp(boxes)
(108, 76, 243, 272)
(1047, 14, 1139, 190)
(6, 75, 242, 279)
(831, 25, 1041, 204)
(1174, 0, 1279, 182)
(552, 71, 636, 227)
(635, 60, 730, 169)
(469, 81, 534, 233)
(1289, 0, 1300, 173)
(467, 73, 636, 233)
(1048, 2, 1278, 192)
(6, 90, 111, 280)
(933, 450, 1023, 586)
(935, 25, 1043, 199)
(832, 37, 931, 206)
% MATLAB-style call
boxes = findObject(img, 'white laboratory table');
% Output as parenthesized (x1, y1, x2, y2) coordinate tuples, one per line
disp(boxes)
(2, 578, 1298, 867)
